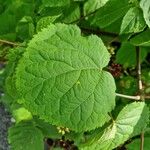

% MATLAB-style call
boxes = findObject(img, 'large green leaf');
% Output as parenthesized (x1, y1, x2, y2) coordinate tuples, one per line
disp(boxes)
(130, 29, 150, 46)
(16, 24, 116, 132)
(8, 122, 44, 150)
(140, 0, 150, 28)
(120, 7, 146, 34)
(80, 102, 149, 150)
(91, 0, 131, 28)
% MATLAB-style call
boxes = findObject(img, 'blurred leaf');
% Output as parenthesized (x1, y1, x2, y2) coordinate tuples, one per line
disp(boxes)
(130, 29, 150, 46)
(84, 0, 109, 15)
(116, 42, 148, 67)
(120, 7, 146, 34)
(140, 0, 150, 28)
(91, 0, 131, 28)
(16, 16, 35, 41)
(13, 107, 32, 123)
(8, 121, 44, 150)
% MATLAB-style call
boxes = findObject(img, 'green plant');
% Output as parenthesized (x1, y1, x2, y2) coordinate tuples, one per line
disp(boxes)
(0, 0, 150, 150)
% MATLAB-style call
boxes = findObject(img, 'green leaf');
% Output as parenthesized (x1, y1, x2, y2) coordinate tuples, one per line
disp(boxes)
(60, 2, 80, 23)
(140, 0, 150, 28)
(0, 0, 35, 40)
(91, 0, 131, 28)
(126, 137, 150, 150)
(16, 16, 35, 41)
(84, 0, 109, 15)
(36, 15, 61, 32)
(4, 47, 25, 104)
(16, 23, 116, 132)
(13, 107, 32, 123)
(130, 29, 150, 46)
(116, 42, 148, 67)
(42, 0, 70, 7)
(35, 118, 62, 139)
(81, 102, 149, 150)
(8, 122, 44, 150)
(120, 7, 146, 34)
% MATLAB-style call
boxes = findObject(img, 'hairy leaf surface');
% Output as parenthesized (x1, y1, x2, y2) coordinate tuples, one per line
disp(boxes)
(16, 24, 116, 132)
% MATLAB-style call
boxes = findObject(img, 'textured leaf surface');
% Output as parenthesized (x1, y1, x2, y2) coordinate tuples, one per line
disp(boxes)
(120, 7, 146, 34)
(91, 0, 131, 28)
(36, 15, 61, 32)
(140, 0, 150, 28)
(16, 24, 116, 132)
(8, 122, 44, 150)
(130, 29, 150, 46)
(81, 102, 149, 150)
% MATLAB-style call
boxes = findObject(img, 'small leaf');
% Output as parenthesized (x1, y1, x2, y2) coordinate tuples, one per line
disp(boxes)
(120, 7, 146, 34)
(60, 2, 80, 23)
(140, 0, 150, 28)
(36, 15, 61, 32)
(130, 29, 150, 46)
(91, 0, 131, 28)
(16, 23, 116, 132)
(126, 137, 150, 150)
(35, 118, 62, 139)
(81, 102, 149, 150)
(84, 0, 109, 15)
(13, 107, 32, 123)
(8, 122, 44, 150)
(116, 42, 148, 67)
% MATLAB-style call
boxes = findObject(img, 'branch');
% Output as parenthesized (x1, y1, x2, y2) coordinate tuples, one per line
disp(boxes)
(68, 9, 99, 24)
(116, 93, 140, 100)
(136, 47, 143, 92)
(0, 39, 20, 46)
(80, 27, 118, 38)
(136, 46, 144, 150)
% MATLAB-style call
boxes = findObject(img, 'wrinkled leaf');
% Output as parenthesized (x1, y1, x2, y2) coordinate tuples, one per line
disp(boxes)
(16, 24, 116, 132)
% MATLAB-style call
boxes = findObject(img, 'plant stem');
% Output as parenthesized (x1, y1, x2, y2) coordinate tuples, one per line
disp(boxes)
(69, 9, 99, 24)
(0, 39, 20, 46)
(80, 27, 118, 37)
(116, 93, 140, 100)
(136, 46, 144, 150)
(136, 47, 143, 92)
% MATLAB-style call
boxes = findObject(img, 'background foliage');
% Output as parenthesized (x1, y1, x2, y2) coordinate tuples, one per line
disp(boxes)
(0, 0, 150, 150)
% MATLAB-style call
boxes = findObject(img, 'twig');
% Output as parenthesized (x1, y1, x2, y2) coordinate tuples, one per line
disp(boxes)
(116, 93, 140, 100)
(0, 39, 20, 46)
(116, 93, 150, 100)
(136, 47, 143, 92)
(68, 9, 99, 24)
(136, 46, 144, 150)
(80, 27, 118, 37)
